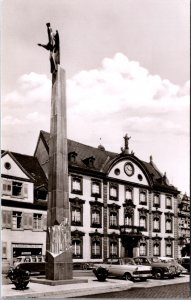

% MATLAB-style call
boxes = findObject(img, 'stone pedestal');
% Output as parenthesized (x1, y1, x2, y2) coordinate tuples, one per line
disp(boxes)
(46, 251, 73, 281)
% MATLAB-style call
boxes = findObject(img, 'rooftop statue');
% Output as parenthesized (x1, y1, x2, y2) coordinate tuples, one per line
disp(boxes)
(38, 23, 60, 74)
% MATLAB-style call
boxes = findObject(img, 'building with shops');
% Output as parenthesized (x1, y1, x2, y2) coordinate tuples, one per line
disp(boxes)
(1, 131, 189, 270)
(1, 150, 48, 271)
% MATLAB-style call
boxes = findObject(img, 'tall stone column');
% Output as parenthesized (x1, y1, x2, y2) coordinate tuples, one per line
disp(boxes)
(38, 23, 73, 281)
(45, 66, 73, 280)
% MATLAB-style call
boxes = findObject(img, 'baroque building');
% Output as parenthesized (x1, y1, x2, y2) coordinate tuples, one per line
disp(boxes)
(1, 131, 189, 270)
(177, 193, 190, 257)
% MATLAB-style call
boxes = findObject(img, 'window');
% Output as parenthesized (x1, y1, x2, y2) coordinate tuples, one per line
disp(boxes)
(140, 191, 147, 205)
(70, 198, 84, 226)
(72, 208, 81, 222)
(153, 194, 160, 207)
(125, 188, 132, 200)
(90, 234, 102, 259)
(153, 213, 161, 232)
(153, 244, 160, 256)
(12, 211, 22, 229)
(140, 243, 147, 256)
(91, 181, 101, 197)
(109, 183, 118, 200)
(71, 206, 82, 226)
(71, 176, 83, 195)
(92, 211, 100, 225)
(91, 208, 101, 227)
(72, 240, 81, 257)
(166, 244, 172, 257)
(33, 214, 42, 230)
(71, 230, 84, 258)
(153, 218, 160, 232)
(166, 219, 172, 233)
(92, 241, 101, 256)
(140, 216, 147, 230)
(166, 196, 172, 209)
(2, 180, 28, 198)
(109, 212, 118, 227)
(109, 241, 118, 257)
(125, 215, 133, 226)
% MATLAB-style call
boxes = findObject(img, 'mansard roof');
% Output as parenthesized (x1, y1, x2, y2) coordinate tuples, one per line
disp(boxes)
(1, 150, 47, 188)
(39, 130, 178, 193)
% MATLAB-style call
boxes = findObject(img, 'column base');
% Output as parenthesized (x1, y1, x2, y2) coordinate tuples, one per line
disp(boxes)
(46, 250, 73, 281)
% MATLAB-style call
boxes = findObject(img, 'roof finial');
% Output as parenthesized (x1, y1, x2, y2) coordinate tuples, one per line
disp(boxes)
(121, 133, 131, 154)
(150, 155, 153, 164)
(98, 137, 105, 151)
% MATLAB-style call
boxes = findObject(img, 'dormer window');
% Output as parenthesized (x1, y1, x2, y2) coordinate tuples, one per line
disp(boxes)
(83, 156, 95, 168)
(68, 152, 77, 163)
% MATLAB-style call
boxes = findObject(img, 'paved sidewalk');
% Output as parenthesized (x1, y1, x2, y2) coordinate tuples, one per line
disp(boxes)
(2, 274, 189, 299)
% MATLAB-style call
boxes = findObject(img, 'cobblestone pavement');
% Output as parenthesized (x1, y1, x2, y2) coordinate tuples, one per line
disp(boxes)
(78, 282, 190, 298)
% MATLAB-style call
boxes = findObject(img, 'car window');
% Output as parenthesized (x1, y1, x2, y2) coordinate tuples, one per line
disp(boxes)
(151, 257, 160, 263)
(24, 258, 30, 262)
(16, 257, 23, 262)
(122, 258, 135, 265)
(31, 257, 37, 262)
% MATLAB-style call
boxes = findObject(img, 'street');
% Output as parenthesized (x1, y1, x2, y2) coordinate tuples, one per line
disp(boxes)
(75, 282, 190, 298)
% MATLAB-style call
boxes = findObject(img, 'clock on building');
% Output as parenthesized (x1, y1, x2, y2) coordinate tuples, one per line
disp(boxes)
(124, 162, 134, 176)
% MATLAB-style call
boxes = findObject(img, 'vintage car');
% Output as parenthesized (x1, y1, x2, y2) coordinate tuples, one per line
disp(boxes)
(92, 258, 152, 281)
(158, 256, 187, 276)
(178, 257, 190, 272)
(13, 255, 45, 275)
(133, 256, 176, 279)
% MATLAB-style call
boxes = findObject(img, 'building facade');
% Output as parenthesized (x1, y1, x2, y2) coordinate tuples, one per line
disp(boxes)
(1, 150, 48, 271)
(177, 193, 190, 257)
(2, 131, 189, 270)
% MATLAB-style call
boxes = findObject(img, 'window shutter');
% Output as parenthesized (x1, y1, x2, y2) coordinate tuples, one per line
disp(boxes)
(2, 211, 7, 228)
(43, 215, 47, 231)
(23, 213, 33, 229)
(23, 183, 28, 198)
(2, 242, 7, 258)
(28, 214, 33, 229)
(23, 213, 28, 228)
(2, 180, 12, 195)
(7, 211, 12, 228)
(2, 211, 12, 228)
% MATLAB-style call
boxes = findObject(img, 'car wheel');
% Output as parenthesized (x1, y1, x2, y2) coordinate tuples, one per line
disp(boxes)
(153, 271, 162, 279)
(124, 272, 133, 281)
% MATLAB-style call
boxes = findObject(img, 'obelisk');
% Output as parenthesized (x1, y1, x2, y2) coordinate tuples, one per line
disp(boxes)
(38, 23, 73, 280)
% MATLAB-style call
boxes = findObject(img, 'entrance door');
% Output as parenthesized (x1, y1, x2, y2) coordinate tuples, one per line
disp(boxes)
(124, 245, 133, 258)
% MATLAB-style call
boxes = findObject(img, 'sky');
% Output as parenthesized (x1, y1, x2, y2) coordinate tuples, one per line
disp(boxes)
(1, 0, 190, 194)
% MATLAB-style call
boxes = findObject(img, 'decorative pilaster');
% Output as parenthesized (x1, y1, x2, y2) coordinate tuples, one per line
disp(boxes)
(103, 180, 108, 260)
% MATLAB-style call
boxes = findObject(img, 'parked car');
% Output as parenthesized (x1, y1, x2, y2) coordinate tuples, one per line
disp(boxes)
(158, 256, 187, 276)
(13, 255, 45, 275)
(93, 258, 152, 281)
(178, 257, 190, 272)
(133, 256, 176, 279)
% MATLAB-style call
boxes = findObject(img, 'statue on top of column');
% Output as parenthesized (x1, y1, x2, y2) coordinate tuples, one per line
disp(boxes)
(38, 23, 60, 74)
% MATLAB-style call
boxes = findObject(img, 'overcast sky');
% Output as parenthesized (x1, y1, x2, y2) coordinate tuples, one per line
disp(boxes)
(1, 0, 190, 194)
